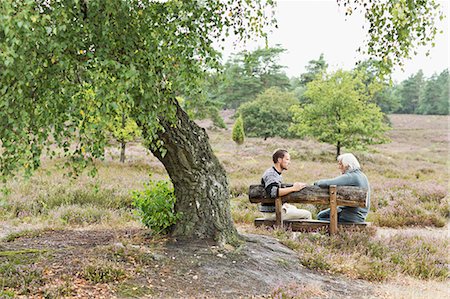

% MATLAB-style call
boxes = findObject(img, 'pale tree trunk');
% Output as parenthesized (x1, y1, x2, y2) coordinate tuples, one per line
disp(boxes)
(142, 101, 239, 245)
(336, 140, 341, 158)
(120, 140, 126, 163)
(120, 112, 126, 163)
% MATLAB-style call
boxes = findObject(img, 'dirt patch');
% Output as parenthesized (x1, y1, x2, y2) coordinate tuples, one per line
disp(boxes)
(1, 228, 378, 298)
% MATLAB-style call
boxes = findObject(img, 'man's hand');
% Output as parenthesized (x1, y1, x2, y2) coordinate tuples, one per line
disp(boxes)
(293, 182, 307, 191)
(278, 182, 308, 197)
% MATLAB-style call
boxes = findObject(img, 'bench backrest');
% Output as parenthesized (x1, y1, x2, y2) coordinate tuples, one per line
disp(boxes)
(249, 185, 367, 208)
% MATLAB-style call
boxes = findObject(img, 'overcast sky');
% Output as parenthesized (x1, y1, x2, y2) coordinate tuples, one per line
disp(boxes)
(222, 0, 449, 83)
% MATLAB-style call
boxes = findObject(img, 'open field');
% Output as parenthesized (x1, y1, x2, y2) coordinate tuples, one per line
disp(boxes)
(0, 113, 448, 298)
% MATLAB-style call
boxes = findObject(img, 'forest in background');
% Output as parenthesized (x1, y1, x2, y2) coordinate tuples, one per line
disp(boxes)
(196, 47, 449, 124)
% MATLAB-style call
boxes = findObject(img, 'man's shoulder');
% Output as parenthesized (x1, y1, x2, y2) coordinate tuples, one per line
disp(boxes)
(262, 166, 279, 176)
(262, 166, 282, 182)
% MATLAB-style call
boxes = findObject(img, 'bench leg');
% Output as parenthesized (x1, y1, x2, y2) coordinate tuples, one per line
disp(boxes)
(275, 197, 283, 228)
(329, 185, 338, 235)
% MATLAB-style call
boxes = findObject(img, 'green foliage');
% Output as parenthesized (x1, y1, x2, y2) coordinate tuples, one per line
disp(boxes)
(289, 70, 390, 156)
(132, 179, 181, 234)
(208, 46, 291, 109)
(354, 60, 401, 113)
(392, 69, 449, 115)
(83, 262, 126, 283)
(297, 53, 328, 86)
(341, 0, 446, 76)
(397, 70, 425, 113)
(181, 94, 227, 129)
(106, 99, 141, 162)
(417, 70, 449, 115)
(239, 87, 298, 138)
(232, 115, 245, 145)
(0, 0, 275, 179)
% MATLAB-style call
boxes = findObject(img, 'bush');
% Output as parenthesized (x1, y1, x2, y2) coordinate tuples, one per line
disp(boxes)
(132, 180, 181, 234)
(83, 262, 125, 283)
(372, 188, 447, 228)
(0, 253, 45, 295)
(232, 115, 245, 145)
(239, 87, 298, 138)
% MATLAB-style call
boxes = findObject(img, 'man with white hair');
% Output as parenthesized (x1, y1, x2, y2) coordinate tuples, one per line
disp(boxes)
(314, 153, 370, 223)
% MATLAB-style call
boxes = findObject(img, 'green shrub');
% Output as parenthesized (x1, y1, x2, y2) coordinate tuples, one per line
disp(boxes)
(356, 259, 389, 281)
(239, 87, 298, 138)
(82, 262, 125, 283)
(132, 180, 181, 234)
(0, 290, 16, 298)
(232, 115, 245, 145)
(0, 253, 45, 295)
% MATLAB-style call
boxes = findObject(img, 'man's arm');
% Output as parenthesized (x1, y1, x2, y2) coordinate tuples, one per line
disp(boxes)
(278, 182, 306, 197)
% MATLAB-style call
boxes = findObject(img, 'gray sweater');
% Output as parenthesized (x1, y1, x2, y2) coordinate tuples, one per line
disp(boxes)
(314, 169, 370, 210)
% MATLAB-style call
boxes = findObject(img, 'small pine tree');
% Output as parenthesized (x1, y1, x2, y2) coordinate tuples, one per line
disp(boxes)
(232, 115, 245, 145)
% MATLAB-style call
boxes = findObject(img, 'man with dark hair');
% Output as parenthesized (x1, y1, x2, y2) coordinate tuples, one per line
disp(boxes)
(260, 149, 311, 220)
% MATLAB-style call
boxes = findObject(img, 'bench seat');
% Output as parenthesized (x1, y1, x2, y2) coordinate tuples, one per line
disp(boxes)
(254, 218, 370, 232)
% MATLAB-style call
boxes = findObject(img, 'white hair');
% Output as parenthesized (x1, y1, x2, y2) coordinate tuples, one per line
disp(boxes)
(337, 153, 360, 171)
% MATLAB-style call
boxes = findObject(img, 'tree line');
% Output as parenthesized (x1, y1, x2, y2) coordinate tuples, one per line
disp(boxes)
(206, 47, 449, 117)
(203, 47, 448, 156)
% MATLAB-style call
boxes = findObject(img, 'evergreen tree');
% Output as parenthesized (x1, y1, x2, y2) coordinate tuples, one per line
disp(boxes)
(437, 70, 450, 115)
(298, 53, 328, 86)
(232, 116, 245, 145)
(418, 70, 449, 115)
(354, 60, 401, 113)
(398, 70, 425, 113)
(210, 46, 290, 108)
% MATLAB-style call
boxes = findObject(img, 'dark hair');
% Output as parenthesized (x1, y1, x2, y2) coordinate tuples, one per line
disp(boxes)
(272, 149, 288, 163)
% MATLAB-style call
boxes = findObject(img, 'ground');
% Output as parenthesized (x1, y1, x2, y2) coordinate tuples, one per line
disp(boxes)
(0, 227, 372, 298)
(1, 225, 448, 298)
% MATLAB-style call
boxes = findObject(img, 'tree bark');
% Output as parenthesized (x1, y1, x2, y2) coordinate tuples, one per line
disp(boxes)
(143, 101, 239, 245)
(120, 112, 126, 163)
(120, 140, 126, 163)
(336, 140, 341, 158)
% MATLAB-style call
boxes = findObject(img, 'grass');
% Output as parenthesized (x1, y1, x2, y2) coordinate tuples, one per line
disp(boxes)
(1, 115, 447, 231)
(2, 229, 48, 242)
(82, 261, 126, 283)
(115, 280, 154, 298)
(0, 248, 47, 295)
(269, 282, 327, 299)
(275, 228, 449, 282)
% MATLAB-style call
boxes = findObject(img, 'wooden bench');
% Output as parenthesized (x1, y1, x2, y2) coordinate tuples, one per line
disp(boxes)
(249, 184, 370, 234)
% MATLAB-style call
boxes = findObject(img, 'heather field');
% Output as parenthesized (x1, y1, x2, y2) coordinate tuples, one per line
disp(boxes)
(0, 113, 448, 298)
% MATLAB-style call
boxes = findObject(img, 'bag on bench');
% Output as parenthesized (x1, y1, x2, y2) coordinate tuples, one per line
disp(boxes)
(262, 203, 312, 221)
